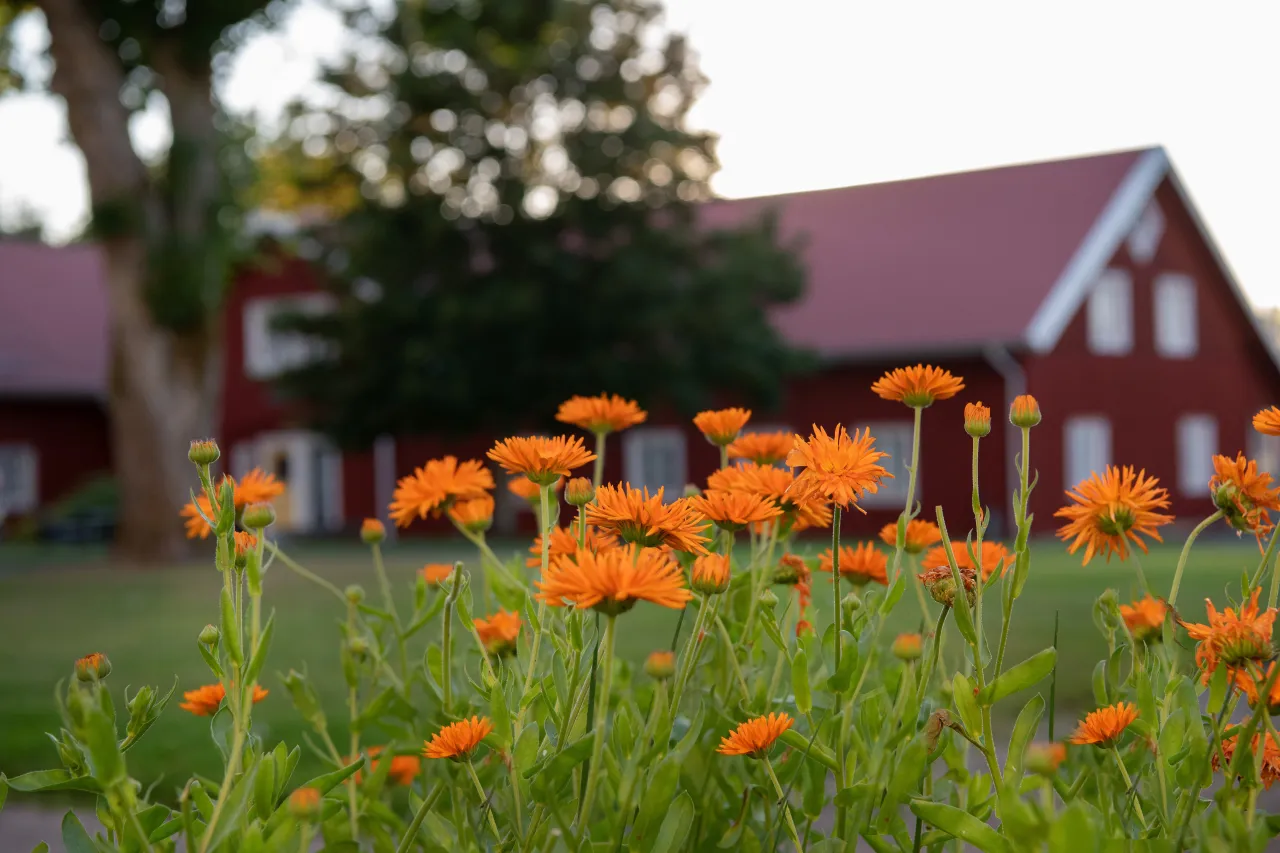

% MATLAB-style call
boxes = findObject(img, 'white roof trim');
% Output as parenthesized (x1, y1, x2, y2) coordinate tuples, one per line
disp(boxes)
(1024, 148, 1169, 352)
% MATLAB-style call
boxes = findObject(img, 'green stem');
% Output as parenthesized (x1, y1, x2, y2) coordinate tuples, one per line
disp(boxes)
(372, 542, 409, 679)
(577, 614, 617, 826)
(197, 725, 246, 853)
(1249, 524, 1280, 589)
(669, 594, 713, 715)
(266, 541, 347, 604)
(831, 503, 850, 841)
(763, 756, 804, 853)
(466, 760, 502, 838)
(1270, 540, 1280, 611)
(442, 569, 461, 711)
(1167, 509, 1225, 610)
(714, 613, 752, 705)
(395, 785, 444, 853)
(346, 602, 361, 842)
(517, 484, 554, 734)
(915, 606, 950, 706)
(741, 519, 780, 647)
(1111, 745, 1146, 826)
(889, 405, 924, 585)
(592, 431, 607, 489)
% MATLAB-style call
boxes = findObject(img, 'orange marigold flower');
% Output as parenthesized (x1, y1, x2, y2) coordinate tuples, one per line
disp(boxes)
(786, 425, 892, 511)
(536, 543, 693, 614)
(586, 484, 710, 554)
(1009, 395, 1042, 428)
(727, 431, 794, 465)
(878, 519, 942, 554)
(287, 786, 322, 819)
(556, 393, 647, 434)
(1179, 588, 1277, 681)
(356, 746, 421, 786)
(892, 633, 923, 660)
(232, 530, 258, 558)
(422, 563, 455, 586)
(871, 364, 964, 407)
(645, 650, 676, 679)
(819, 543, 888, 586)
(709, 463, 832, 532)
(180, 683, 267, 716)
(508, 475, 562, 501)
(360, 518, 386, 544)
(424, 716, 492, 760)
(1214, 732, 1280, 789)
(774, 553, 810, 587)
(1055, 466, 1174, 565)
(691, 553, 731, 595)
(1255, 406, 1280, 437)
(1119, 595, 1169, 642)
(1211, 453, 1280, 539)
(921, 541, 1013, 581)
(234, 469, 287, 507)
(1233, 662, 1280, 713)
(74, 652, 111, 681)
(528, 523, 619, 568)
(488, 435, 596, 486)
(448, 494, 494, 533)
(694, 408, 752, 446)
(687, 489, 782, 532)
(474, 609, 522, 655)
(717, 712, 793, 757)
(389, 457, 494, 528)
(964, 402, 992, 438)
(181, 495, 216, 539)
(1069, 702, 1138, 746)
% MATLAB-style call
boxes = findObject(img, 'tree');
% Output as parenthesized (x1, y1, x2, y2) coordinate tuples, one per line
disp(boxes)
(274, 0, 809, 445)
(2, 1, 266, 559)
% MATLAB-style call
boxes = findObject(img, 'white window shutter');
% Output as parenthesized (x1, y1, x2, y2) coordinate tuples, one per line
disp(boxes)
(1087, 270, 1133, 355)
(851, 422, 914, 508)
(622, 428, 688, 495)
(1064, 417, 1111, 487)
(1176, 415, 1217, 496)
(1154, 273, 1198, 358)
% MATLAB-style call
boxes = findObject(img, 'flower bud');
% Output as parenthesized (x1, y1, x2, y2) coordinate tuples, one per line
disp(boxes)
(232, 531, 256, 570)
(199, 624, 220, 646)
(127, 684, 154, 720)
(348, 637, 370, 660)
(1026, 742, 1067, 776)
(964, 402, 991, 438)
(345, 584, 365, 604)
(1009, 395, 1041, 429)
(892, 633, 923, 661)
(283, 670, 325, 727)
(188, 439, 221, 466)
(241, 502, 276, 530)
(691, 554, 730, 596)
(644, 650, 676, 680)
(565, 477, 595, 507)
(288, 786, 323, 821)
(360, 518, 386, 545)
(842, 591, 862, 614)
(757, 589, 779, 608)
(75, 653, 111, 682)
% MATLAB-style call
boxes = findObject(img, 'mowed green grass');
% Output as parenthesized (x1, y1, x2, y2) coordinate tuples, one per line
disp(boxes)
(0, 534, 1266, 796)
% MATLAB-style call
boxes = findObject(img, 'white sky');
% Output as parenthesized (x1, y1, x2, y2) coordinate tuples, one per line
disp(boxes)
(2, 1, 1279, 304)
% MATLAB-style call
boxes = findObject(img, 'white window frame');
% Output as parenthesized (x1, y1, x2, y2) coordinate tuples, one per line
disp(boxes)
(1250, 426, 1280, 481)
(1154, 273, 1198, 359)
(0, 443, 38, 515)
(1127, 201, 1165, 265)
(1087, 269, 1134, 356)
(1063, 416, 1111, 489)
(1176, 414, 1217, 496)
(852, 421, 912, 508)
(622, 427, 688, 496)
(243, 293, 336, 380)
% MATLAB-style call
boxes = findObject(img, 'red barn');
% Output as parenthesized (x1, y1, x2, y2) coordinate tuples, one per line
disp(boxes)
(4, 147, 1279, 540)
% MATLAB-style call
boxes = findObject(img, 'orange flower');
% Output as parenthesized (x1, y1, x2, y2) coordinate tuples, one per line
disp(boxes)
(556, 394, 647, 434)
(232, 530, 258, 558)
(389, 457, 494, 528)
(1214, 733, 1280, 788)
(181, 495, 216, 539)
(1211, 453, 1280, 539)
(527, 523, 619, 568)
(179, 683, 268, 716)
(917, 564, 977, 608)
(422, 563, 455, 586)
(878, 519, 942, 554)
(892, 633, 923, 660)
(1119, 595, 1168, 642)
(1055, 466, 1173, 565)
(1254, 406, 1280, 437)
(360, 518, 386, 544)
(1069, 702, 1138, 746)
(179, 469, 287, 539)
(786, 425, 892, 511)
(1026, 743, 1068, 775)
(1233, 662, 1280, 713)
(508, 475, 562, 501)
(74, 652, 111, 681)
(448, 494, 494, 532)
(687, 489, 782, 532)
(921, 541, 1013, 581)
(356, 746, 421, 786)
(964, 402, 992, 438)
(691, 553, 731, 595)
(871, 364, 964, 407)
(819, 543, 888, 586)
(424, 716, 492, 760)
(488, 435, 596, 486)
(694, 408, 752, 446)
(586, 484, 710, 554)
(1009, 395, 1042, 428)
(717, 712, 793, 757)
(774, 553, 810, 587)
(536, 543, 693, 614)
(795, 618, 813, 637)
(727, 431, 794, 465)
(1179, 589, 1277, 680)
(287, 787, 322, 819)
(709, 463, 831, 532)
(644, 650, 676, 679)
(474, 609, 522, 655)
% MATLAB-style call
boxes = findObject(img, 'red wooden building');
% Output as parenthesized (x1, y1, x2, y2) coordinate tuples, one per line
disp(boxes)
(4, 147, 1279, 539)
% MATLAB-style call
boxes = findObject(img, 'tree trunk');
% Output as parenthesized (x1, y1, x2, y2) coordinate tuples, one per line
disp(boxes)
(39, 0, 220, 563)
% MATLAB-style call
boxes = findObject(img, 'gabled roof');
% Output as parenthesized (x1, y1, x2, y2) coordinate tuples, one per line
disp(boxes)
(697, 147, 1170, 358)
(0, 241, 108, 399)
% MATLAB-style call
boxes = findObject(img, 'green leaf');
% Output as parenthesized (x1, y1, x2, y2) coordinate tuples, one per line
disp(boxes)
(149, 817, 185, 842)
(490, 679, 513, 750)
(79, 690, 125, 788)
(4, 770, 103, 794)
(352, 686, 397, 731)
(244, 611, 276, 686)
(1003, 694, 1045, 790)
(61, 811, 97, 853)
(634, 754, 681, 841)
(254, 754, 277, 821)
(198, 642, 224, 680)
(908, 800, 1012, 853)
(880, 573, 906, 615)
(833, 782, 876, 808)
(647, 790, 695, 853)
(210, 705, 234, 763)
(0, 775, 6, 814)
(425, 644, 444, 690)
(513, 723, 538, 774)
(530, 735, 593, 795)
(953, 674, 981, 736)
(879, 738, 927, 829)
(202, 762, 259, 851)
(826, 639, 858, 693)
(1091, 660, 1109, 707)
(979, 648, 1056, 705)
(759, 608, 788, 655)
(1208, 663, 1229, 715)
(31, 844, 50, 853)
(291, 756, 364, 799)
(791, 649, 812, 715)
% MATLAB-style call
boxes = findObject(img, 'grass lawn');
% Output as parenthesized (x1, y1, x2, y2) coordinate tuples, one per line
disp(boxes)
(0, 531, 1267, 800)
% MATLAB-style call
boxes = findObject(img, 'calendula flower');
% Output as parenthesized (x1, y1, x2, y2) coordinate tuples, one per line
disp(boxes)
(1026, 743, 1068, 776)
(709, 463, 831, 532)
(586, 484, 710, 554)
(694, 408, 752, 446)
(917, 564, 977, 608)
(691, 553, 731, 595)
(921, 540, 1013, 581)
(287, 787, 323, 820)
(878, 519, 942, 554)
(448, 494, 494, 533)
(871, 365, 964, 407)
(1119, 595, 1168, 642)
(566, 477, 595, 506)
(179, 469, 288, 539)
(1214, 732, 1280, 788)
(1211, 453, 1280, 539)
(74, 653, 111, 681)
(508, 475, 562, 502)
(389, 457, 494, 527)
(181, 495, 216, 539)
(360, 518, 386, 545)
(1069, 702, 1138, 746)
(1009, 395, 1042, 428)
(786, 425, 892, 511)
(356, 746, 421, 786)
(488, 435, 596, 486)
(536, 543, 693, 614)
(1180, 588, 1277, 680)
(422, 563, 455, 586)
(527, 523, 619, 568)
(819, 542, 888, 586)
(180, 683, 268, 716)
(687, 489, 782, 532)
(1234, 662, 1280, 714)
(556, 393, 647, 434)
(1254, 406, 1280, 437)
(1055, 466, 1173, 564)
(964, 402, 992, 438)
(424, 717, 492, 760)
(773, 553, 810, 587)
(727, 431, 794, 465)
(892, 633, 923, 660)
(717, 712, 793, 757)
(645, 650, 676, 680)
(474, 609, 522, 656)
(233, 531, 258, 558)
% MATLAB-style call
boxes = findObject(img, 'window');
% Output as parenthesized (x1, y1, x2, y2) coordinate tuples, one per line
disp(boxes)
(1154, 273, 1198, 358)
(853, 422, 912, 508)
(622, 428, 688, 496)
(1250, 426, 1280, 480)
(243, 294, 335, 379)
(1087, 269, 1133, 355)
(1127, 201, 1165, 264)
(0, 444, 38, 515)
(1176, 415, 1217, 496)
(1064, 416, 1111, 488)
